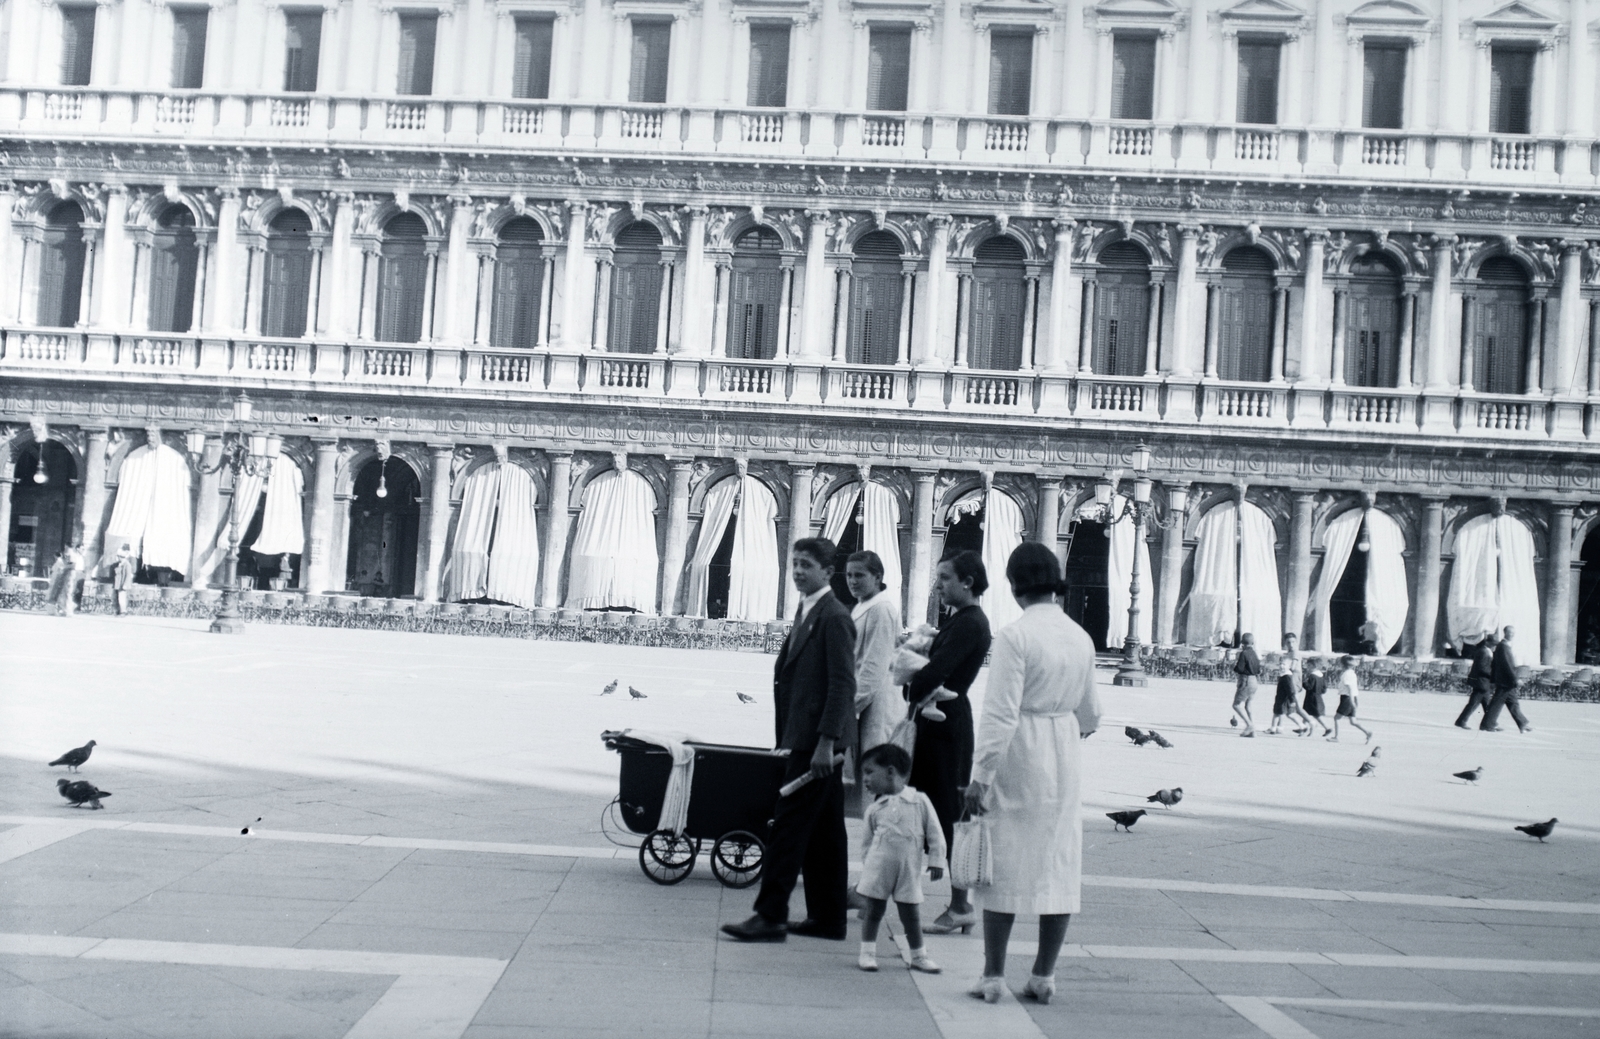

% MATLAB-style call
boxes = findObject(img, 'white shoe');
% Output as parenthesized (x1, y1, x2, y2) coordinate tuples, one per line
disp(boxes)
(858, 948, 878, 972)
(921, 705, 947, 722)
(933, 686, 959, 702)
(907, 949, 941, 974)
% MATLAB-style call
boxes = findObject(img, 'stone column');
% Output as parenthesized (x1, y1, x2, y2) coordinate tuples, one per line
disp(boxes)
(440, 193, 473, 344)
(0, 459, 14, 574)
(1329, 286, 1349, 385)
(1155, 481, 1190, 646)
(954, 269, 974, 368)
(679, 207, 709, 354)
(1412, 496, 1446, 659)
(419, 243, 442, 342)
(560, 200, 588, 348)
(1426, 235, 1455, 389)
(832, 266, 852, 361)
(896, 266, 915, 365)
(653, 259, 675, 354)
(1171, 225, 1199, 376)
(541, 452, 573, 607)
(1397, 286, 1418, 388)
(1525, 291, 1546, 394)
(775, 261, 795, 357)
(1203, 281, 1221, 377)
(323, 192, 356, 336)
(908, 469, 937, 627)
(206, 188, 243, 333)
(304, 439, 340, 594)
(800, 210, 830, 359)
(1022, 272, 1042, 368)
(1553, 243, 1585, 396)
(916, 214, 950, 365)
(1545, 502, 1576, 664)
(1034, 476, 1061, 550)
(1271, 279, 1290, 382)
(1591, 299, 1600, 395)
(188, 439, 224, 587)
(782, 463, 815, 618)
(1298, 230, 1327, 384)
(710, 261, 731, 357)
(1459, 293, 1477, 390)
(0, 181, 16, 323)
(1284, 491, 1316, 642)
(1077, 275, 1096, 373)
(592, 257, 614, 350)
(1043, 219, 1076, 372)
(92, 186, 130, 329)
(1144, 277, 1162, 375)
(659, 460, 693, 615)
(78, 429, 111, 572)
(539, 251, 557, 347)
(421, 444, 454, 602)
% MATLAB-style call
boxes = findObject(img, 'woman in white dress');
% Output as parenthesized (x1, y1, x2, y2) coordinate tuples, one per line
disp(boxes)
(846, 550, 902, 753)
(963, 542, 1101, 1005)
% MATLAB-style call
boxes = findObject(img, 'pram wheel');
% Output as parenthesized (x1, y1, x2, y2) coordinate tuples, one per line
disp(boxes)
(639, 829, 699, 885)
(710, 831, 764, 889)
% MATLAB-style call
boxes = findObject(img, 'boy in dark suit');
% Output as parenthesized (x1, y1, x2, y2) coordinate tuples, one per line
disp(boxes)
(722, 538, 857, 943)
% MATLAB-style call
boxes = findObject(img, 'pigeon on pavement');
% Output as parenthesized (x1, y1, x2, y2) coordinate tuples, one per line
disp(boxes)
(1124, 726, 1146, 744)
(736, 693, 756, 704)
(1453, 767, 1484, 784)
(241, 817, 261, 835)
(601, 680, 618, 696)
(1356, 760, 1377, 777)
(629, 686, 648, 700)
(57, 779, 111, 809)
(1147, 730, 1173, 749)
(1146, 788, 1183, 808)
(1514, 818, 1557, 842)
(1107, 809, 1147, 831)
(49, 740, 97, 772)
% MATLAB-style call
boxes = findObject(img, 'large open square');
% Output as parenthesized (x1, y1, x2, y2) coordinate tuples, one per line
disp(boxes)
(2, 612, 1598, 1039)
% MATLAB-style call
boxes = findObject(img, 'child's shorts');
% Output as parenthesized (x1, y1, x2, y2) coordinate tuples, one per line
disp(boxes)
(856, 843, 924, 904)
(1232, 675, 1257, 708)
(1336, 695, 1357, 718)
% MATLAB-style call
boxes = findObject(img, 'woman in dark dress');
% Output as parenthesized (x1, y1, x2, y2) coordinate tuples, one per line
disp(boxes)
(910, 550, 993, 935)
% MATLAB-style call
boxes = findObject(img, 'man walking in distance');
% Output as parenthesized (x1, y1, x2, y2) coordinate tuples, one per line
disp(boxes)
(1455, 632, 1497, 728)
(1481, 625, 1532, 733)
(722, 537, 857, 943)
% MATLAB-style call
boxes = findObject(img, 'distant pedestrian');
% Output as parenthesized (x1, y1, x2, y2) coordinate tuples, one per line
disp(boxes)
(1455, 632, 1496, 728)
(1358, 619, 1381, 657)
(1231, 633, 1262, 737)
(854, 743, 945, 975)
(1301, 666, 1332, 737)
(1266, 632, 1312, 736)
(1328, 655, 1372, 743)
(1481, 625, 1532, 734)
(49, 543, 84, 617)
(112, 545, 137, 616)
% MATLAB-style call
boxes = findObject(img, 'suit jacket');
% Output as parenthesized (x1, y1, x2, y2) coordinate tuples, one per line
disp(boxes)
(1467, 643, 1495, 690)
(773, 591, 857, 759)
(1491, 640, 1519, 690)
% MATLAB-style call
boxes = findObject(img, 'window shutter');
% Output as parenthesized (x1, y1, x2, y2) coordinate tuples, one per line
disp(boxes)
(747, 25, 790, 108)
(1094, 275, 1151, 376)
(867, 28, 910, 111)
(60, 7, 96, 86)
(1361, 43, 1405, 129)
(377, 254, 426, 343)
(37, 238, 70, 326)
(397, 15, 437, 96)
(262, 246, 312, 338)
(491, 250, 543, 349)
(629, 21, 671, 103)
(1111, 36, 1155, 120)
(283, 12, 323, 92)
(987, 33, 1033, 116)
(149, 237, 199, 334)
(170, 9, 208, 89)
(1489, 47, 1533, 134)
(1235, 40, 1280, 125)
(513, 17, 553, 99)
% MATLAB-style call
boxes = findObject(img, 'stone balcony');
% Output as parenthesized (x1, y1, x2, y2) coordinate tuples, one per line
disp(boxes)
(3, 86, 1596, 188)
(4, 326, 1594, 444)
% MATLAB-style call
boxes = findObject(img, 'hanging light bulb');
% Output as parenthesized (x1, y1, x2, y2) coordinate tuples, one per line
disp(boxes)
(33, 457, 48, 484)
(1356, 513, 1371, 554)
(375, 456, 389, 498)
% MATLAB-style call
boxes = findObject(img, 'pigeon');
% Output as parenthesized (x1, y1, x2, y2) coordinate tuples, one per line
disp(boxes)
(629, 686, 647, 700)
(57, 779, 111, 809)
(1368, 746, 1382, 759)
(601, 680, 618, 696)
(241, 817, 261, 835)
(1124, 726, 1146, 744)
(1107, 809, 1147, 831)
(1453, 767, 1484, 784)
(1147, 730, 1173, 749)
(736, 693, 756, 704)
(1514, 818, 1557, 842)
(1132, 732, 1155, 747)
(1146, 788, 1183, 808)
(1356, 760, 1377, 777)
(49, 740, 96, 772)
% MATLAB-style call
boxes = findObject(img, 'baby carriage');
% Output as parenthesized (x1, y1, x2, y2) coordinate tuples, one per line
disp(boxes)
(601, 731, 789, 888)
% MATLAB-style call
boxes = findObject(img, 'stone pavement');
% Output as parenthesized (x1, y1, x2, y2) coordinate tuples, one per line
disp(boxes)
(1, 611, 1598, 1039)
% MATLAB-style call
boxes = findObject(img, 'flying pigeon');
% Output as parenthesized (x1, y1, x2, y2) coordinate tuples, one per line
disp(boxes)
(1453, 767, 1484, 784)
(1107, 809, 1147, 831)
(601, 680, 618, 696)
(1147, 730, 1173, 749)
(49, 740, 96, 772)
(57, 779, 111, 809)
(1514, 818, 1557, 842)
(241, 817, 261, 835)
(629, 686, 647, 700)
(1146, 788, 1183, 808)
(1124, 726, 1146, 744)
(1356, 760, 1377, 777)
(736, 693, 756, 704)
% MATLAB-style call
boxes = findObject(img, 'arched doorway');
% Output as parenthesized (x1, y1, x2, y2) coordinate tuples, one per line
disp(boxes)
(1579, 526, 1600, 665)
(491, 217, 544, 350)
(37, 201, 87, 328)
(376, 212, 429, 343)
(346, 457, 421, 597)
(7, 441, 77, 578)
(1062, 515, 1111, 650)
(727, 227, 784, 359)
(1092, 241, 1151, 377)
(940, 487, 1024, 629)
(608, 222, 665, 354)
(261, 209, 315, 338)
(1217, 246, 1275, 383)
(969, 237, 1026, 371)
(148, 205, 199, 333)
(687, 474, 780, 621)
(1471, 257, 1529, 395)
(1344, 254, 1402, 387)
(821, 481, 901, 609)
(847, 231, 902, 365)
(1328, 544, 1368, 653)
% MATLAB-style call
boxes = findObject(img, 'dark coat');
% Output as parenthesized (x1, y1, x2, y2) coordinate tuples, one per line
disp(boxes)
(1467, 642, 1495, 691)
(773, 591, 857, 757)
(1491, 639, 1520, 690)
(907, 604, 992, 705)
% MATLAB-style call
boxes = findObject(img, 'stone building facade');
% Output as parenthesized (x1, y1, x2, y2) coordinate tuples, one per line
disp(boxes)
(1, 0, 1598, 661)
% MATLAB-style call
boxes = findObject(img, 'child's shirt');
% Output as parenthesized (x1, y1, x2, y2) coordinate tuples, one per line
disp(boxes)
(862, 786, 947, 874)
(1339, 670, 1360, 699)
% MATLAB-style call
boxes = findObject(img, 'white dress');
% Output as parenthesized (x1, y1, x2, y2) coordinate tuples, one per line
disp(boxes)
(852, 591, 903, 751)
(970, 603, 1102, 915)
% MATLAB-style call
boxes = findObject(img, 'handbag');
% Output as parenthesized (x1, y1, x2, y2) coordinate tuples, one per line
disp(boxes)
(949, 814, 992, 890)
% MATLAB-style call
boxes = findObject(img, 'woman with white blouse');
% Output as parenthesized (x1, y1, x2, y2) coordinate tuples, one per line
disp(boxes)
(846, 550, 902, 753)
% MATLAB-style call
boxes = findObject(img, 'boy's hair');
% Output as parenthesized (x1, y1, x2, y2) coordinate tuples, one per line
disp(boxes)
(1241, 632, 1255, 645)
(792, 537, 837, 571)
(860, 743, 912, 776)
(1340, 654, 1357, 668)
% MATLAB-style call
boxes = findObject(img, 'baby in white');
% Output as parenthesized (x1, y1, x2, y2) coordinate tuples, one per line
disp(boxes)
(855, 743, 947, 973)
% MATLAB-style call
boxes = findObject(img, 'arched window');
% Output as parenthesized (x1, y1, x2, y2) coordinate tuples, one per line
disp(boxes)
(261, 209, 314, 338)
(1344, 255, 1402, 387)
(148, 205, 199, 333)
(36, 202, 87, 328)
(376, 212, 429, 343)
(491, 217, 544, 350)
(1092, 241, 1151, 376)
(727, 227, 783, 360)
(1472, 257, 1529, 395)
(347, 456, 421, 597)
(1217, 246, 1275, 383)
(608, 222, 664, 354)
(847, 231, 902, 365)
(969, 237, 1026, 371)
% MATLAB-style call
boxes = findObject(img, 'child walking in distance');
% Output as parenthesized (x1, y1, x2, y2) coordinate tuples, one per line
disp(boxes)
(855, 744, 946, 974)
(1329, 655, 1373, 743)
(1231, 633, 1262, 736)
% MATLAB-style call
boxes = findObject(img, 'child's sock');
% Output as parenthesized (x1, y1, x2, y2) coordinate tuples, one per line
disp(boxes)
(906, 945, 941, 974)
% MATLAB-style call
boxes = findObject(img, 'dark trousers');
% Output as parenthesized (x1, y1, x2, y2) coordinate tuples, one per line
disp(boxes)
(909, 695, 974, 857)
(752, 760, 847, 927)
(1455, 683, 1493, 727)
(1481, 687, 1529, 731)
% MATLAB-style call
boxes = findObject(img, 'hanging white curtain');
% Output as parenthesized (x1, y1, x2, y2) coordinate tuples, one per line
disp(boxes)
(1310, 509, 1362, 653)
(861, 482, 902, 614)
(1239, 503, 1283, 651)
(729, 476, 780, 621)
(483, 463, 541, 609)
(443, 464, 501, 602)
(981, 488, 1025, 632)
(1447, 514, 1542, 665)
(685, 478, 740, 618)
(1106, 494, 1155, 649)
(1364, 510, 1408, 654)
(253, 462, 306, 557)
(566, 469, 659, 613)
(104, 444, 193, 574)
(1184, 501, 1280, 648)
(822, 484, 860, 544)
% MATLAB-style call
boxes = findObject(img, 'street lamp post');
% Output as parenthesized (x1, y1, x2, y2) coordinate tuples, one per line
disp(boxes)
(185, 393, 280, 635)
(1088, 445, 1185, 688)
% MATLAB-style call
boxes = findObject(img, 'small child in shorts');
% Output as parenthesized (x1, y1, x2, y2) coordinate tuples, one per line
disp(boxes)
(855, 743, 946, 974)
(1329, 655, 1373, 743)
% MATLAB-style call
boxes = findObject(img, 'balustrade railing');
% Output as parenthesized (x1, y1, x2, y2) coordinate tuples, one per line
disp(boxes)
(270, 98, 311, 128)
(126, 337, 188, 367)
(385, 102, 428, 131)
(739, 114, 784, 144)
(1361, 135, 1406, 165)
(619, 108, 664, 139)
(1085, 380, 1148, 413)
(1234, 130, 1280, 161)
(43, 93, 83, 121)
(984, 120, 1028, 152)
(154, 96, 196, 125)
(862, 117, 905, 147)
(1339, 391, 1408, 425)
(961, 374, 1023, 407)
(1207, 384, 1278, 420)
(477, 351, 536, 384)
(502, 105, 544, 135)
(1475, 398, 1536, 431)
(596, 357, 653, 389)
(1490, 137, 1536, 171)
(833, 368, 898, 401)
(362, 348, 414, 378)
(717, 361, 779, 395)
(1109, 125, 1153, 156)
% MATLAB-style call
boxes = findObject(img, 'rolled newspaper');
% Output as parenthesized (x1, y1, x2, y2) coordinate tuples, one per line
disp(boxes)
(778, 755, 847, 797)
